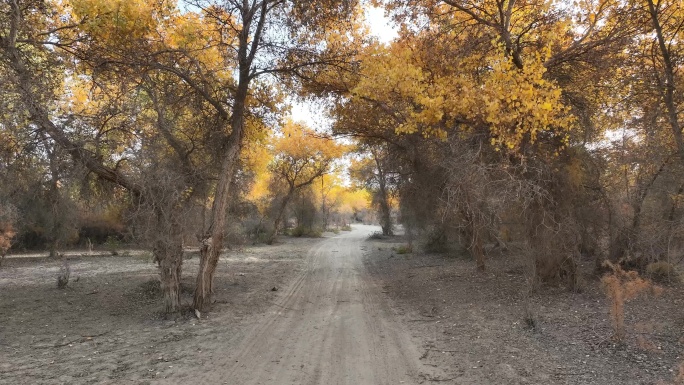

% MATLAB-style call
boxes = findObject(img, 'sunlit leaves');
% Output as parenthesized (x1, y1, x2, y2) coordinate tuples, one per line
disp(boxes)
(270, 121, 347, 188)
(349, 39, 574, 152)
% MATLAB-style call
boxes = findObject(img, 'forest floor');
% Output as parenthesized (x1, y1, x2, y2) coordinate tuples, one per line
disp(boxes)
(365, 235, 684, 385)
(0, 225, 682, 384)
(0, 236, 318, 384)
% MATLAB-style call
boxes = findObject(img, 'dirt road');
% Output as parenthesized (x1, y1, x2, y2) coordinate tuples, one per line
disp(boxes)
(198, 225, 437, 385)
(4, 225, 678, 384)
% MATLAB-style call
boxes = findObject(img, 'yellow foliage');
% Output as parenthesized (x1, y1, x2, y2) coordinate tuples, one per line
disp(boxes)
(350, 39, 575, 152)
(337, 188, 371, 215)
(275, 121, 347, 160)
(71, 0, 159, 42)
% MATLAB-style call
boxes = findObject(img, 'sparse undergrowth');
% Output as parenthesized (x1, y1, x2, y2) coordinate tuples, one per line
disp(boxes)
(365, 234, 683, 385)
(394, 244, 413, 254)
(645, 261, 681, 284)
(289, 226, 323, 238)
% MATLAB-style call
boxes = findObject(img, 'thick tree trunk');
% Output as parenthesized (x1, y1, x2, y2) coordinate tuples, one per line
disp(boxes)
(373, 149, 393, 236)
(193, 138, 242, 312)
(471, 224, 486, 271)
(45, 139, 62, 260)
(152, 210, 185, 314)
(379, 196, 392, 236)
(192, 0, 270, 312)
(155, 240, 183, 315)
(464, 212, 486, 271)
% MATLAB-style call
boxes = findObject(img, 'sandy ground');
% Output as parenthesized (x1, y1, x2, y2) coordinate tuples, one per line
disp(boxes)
(364, 235, 684, 385)
(192, 224, 446, 384)
(0, 236, 319, 384)
(2, 225, 682, 384)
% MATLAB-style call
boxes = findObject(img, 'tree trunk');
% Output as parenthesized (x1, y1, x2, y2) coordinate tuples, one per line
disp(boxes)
(464, 213, 486, 271)
(648, 0, 684, 163)
(193, 137, 242, 312)
(379, 195, 392, 236)
(608, 160, 668, 261)
(155, 240, 183, 315)
(471, 225, 486, 271)
(373, 150, 393, 236)
(191, 0, 270, 312)
(268, 192, 293, 245)
(152, 209, 185, 314)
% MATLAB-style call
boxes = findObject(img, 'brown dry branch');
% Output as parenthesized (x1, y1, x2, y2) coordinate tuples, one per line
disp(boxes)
(601, 261, 662, 342)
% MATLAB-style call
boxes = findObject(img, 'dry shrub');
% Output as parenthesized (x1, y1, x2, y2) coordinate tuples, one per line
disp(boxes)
(601, 261, 662, 341)
(535, 254, 578, 287)
(0, 204, 17, 266)
(0, 226, 15, 264)
(56, 258, 70, 289)
(646, 261, 680, 283)
(525, 213, 581, 290)
(395, 244, 413, 254)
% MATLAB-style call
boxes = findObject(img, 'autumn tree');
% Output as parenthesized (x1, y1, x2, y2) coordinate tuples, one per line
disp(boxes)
(312, 0, 637, 277)
(2, 0, 240, 312)
(642, 0, 684, 162)
(185, 0, 363, 311)
(1, 0, 362, 314)
(266, 121, 345, 243)
(583, 0, 684, 265)
(335, 188, 372, 225)
(350, 143, 396, 235)
(315, 173, 341, 230)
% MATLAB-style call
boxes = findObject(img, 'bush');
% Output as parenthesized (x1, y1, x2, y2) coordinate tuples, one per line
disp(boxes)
(395, 244, 413, 254)
(56, 259, 70, 289)
(646, 261, 680, 283)
(423, 227, 452, 253)
(104, 235, 123, 255)
(368, 231, 384, 240)
(340, 224, 352, 231)
(290, 226, 322, 238)
(77, 217, 125, 246)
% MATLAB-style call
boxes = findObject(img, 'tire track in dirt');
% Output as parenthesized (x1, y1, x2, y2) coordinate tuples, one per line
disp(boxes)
(192, 225, 440, 385)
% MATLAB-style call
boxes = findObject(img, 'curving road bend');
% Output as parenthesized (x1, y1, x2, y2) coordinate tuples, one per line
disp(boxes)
(200, 225, 435, 385)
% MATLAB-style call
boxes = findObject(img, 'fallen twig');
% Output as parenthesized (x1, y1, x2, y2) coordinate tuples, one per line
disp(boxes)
(411, 265, 446, 269)
(269, 302, 300, 312)
(34, 331, 110, 349)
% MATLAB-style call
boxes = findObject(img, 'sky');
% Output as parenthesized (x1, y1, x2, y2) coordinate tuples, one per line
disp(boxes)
(288, 6, 398, 130)
(365, 6, 400, 44)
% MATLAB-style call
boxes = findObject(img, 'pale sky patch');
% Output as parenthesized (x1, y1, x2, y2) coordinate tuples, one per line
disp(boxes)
(365, 6, 398, 45)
